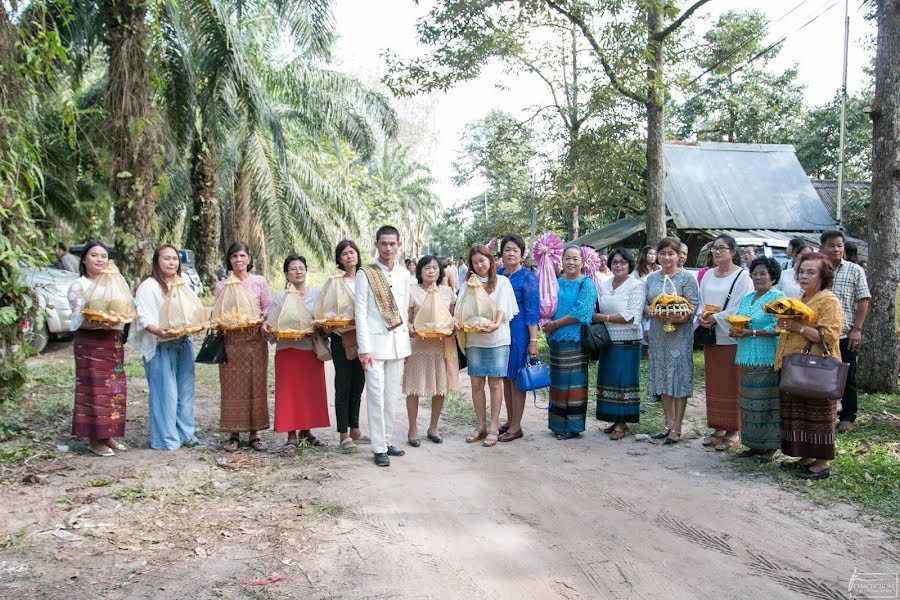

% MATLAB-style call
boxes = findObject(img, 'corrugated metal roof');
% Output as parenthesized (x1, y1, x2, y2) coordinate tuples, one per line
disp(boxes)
(809, 179, 870, 240)
(664, 142, 836, 231)
(572, 217, 645, 249)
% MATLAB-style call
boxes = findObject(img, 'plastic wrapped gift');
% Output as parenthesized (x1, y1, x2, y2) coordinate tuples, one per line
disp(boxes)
(313, 270, 355, 327)
(455, 274, 497, 333)
(650, 276, 695, 333)
(413, 284, 454, 339)
(81, 262, 137, 324)
(533, 233, 563, 326)
(160, 277, 209, 335)
(211, 275, 262, 330)
(267, 287, 315, 339)
(763, 297, 814, 333)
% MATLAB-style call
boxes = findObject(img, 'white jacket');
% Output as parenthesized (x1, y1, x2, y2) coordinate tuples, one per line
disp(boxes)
(354, 261, 412, 360)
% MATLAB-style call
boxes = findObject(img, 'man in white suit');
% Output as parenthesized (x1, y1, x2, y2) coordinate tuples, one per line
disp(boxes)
(355, 225, 412, 467)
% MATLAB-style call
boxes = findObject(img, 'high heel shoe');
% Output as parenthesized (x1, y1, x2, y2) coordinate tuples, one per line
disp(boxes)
(650, 428, 671, 440)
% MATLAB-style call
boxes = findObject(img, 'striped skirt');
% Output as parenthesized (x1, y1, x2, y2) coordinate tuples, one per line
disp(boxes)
(548, 340, 588, 435)
(72, 329, 127, 439)
(738, 366, 780, 450)
(596, 342, 641, 423)
(704, 345, 741, 431)
(219, 326, 270, 433)
(780, 391, 837, 459)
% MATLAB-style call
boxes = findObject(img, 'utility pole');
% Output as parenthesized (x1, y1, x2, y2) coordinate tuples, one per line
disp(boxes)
(530, 173, 537, 241)
(836, 0, 850, 226)
(483, 190, 489, 222)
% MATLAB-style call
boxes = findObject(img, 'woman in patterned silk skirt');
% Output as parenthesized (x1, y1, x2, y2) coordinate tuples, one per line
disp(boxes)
(730, 257, 785, 461)
(67, 241, 129, 457)
(542, 245, 597, 440)
(217, 241, 271, 453)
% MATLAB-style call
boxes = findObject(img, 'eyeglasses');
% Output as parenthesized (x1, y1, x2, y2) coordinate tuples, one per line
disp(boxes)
(711, 245, 732, 252)
(610, 259, 629, 266)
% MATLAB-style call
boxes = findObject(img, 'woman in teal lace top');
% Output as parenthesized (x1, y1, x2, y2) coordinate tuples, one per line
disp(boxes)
(730, 257, 785, 461)
(542, 245, 597, 439)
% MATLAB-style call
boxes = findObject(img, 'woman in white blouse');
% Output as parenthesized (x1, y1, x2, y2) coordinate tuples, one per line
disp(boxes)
(594, 248, 646, 440)
(697, 234, 753, 451)
(132, 245, 203, 451)
(458, 245, 519, 448)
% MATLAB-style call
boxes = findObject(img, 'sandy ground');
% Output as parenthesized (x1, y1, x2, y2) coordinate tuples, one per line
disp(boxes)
(0, 342, 897, 599)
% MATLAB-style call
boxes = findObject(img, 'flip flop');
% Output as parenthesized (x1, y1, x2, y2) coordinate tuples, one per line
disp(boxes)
(248, 438, 268, 452)
(483, 433, 499, 447)
(715, 438, 737, 452)
(609, 429, 627, 441)
(89, 446, 114, 457)
(107, 441, 128, 452)
(702, 434, 723, 447)
(223, 439, 239, 453)
(351, 434, 370, 444)
(340, 438, 358, 452)
(602, 424, 616, 434)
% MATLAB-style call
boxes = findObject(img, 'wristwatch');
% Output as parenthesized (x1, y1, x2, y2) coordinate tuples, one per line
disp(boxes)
(798, 325, 806, 336)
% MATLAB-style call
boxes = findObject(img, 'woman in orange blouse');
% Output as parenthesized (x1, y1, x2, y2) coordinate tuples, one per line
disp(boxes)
(773, 252, 843, 480)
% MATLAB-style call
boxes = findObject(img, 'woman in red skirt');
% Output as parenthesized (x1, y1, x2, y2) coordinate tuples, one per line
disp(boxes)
(265, 254, 330, 449)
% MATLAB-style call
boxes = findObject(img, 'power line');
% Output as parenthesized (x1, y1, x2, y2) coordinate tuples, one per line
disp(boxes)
(684, 0, 811, 89)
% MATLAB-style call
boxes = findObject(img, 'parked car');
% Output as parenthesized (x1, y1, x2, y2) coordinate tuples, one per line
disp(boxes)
(22, 265, 78, 352)
(69, 244, 203, 296)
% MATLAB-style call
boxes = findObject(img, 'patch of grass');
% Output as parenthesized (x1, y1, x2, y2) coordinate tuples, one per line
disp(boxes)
(0, 360, 74, 443)
(0, 528, 28, 549)
(440, 389, 477, 427)
(112, 474, 152, 502)
(308, 498, 345, 519)
(0, 446, 34, 464)
(728, 391, 900, 534)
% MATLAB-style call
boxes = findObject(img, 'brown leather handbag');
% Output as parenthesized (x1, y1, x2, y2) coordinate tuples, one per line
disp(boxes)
(779, 329, 849, 400)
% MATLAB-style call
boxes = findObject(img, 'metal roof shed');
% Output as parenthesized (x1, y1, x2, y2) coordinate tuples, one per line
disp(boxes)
(664, 142, 836, 231)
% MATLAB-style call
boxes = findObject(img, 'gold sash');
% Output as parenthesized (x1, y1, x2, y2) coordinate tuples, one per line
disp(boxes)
(361, 264, 403, 331)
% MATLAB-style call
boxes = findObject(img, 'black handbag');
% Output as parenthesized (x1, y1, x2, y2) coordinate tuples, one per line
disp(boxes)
(581, 322, 611, 361)
(694, 268, 743, 346)
(195, 329, 227, 364)
(455, 334, 467, 371)
(779, 330, 849, 400)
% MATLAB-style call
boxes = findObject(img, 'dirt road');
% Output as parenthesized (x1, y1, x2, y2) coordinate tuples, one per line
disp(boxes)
(0, 345, 897, 599)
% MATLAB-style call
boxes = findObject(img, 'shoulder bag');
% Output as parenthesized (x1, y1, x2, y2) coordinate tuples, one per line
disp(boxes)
(195, 329, 227, 364)
(694, 268, 743, 347)
(313, 334, 332, 362)
(779, 329, 849, 400)
(581, 322, 611, 362)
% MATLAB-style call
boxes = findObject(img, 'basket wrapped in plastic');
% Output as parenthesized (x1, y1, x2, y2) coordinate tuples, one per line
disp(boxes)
(455, 274, 497, 333)
(211, 275, 263, 331)
(159, 277, 209, 335)
(314, 270, 355, 327)
(267, 287, 315, 339)
(763, 297, 814, 333)
(414, 284, 454, 339)
(724, 314, 752, 332)
(650, 275, 695, 332)
(81, 262, 137, 324)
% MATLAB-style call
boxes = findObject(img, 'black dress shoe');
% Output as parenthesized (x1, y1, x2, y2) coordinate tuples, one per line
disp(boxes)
(796, 468, 830, 480)
(374, 453, 390, 467)
(407, 438, 421, 448)
(427, 432, 443, 444)
(386, 445, 405, 456)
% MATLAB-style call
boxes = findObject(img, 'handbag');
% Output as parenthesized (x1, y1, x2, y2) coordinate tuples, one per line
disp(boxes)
(581, 322, 611, 361)
(694, 268, 743, 346)
(313, 334, 332, 362)
(195, 329, 227, 364)
(515, 357, 550, 409)
(779, 329, 849, 400)
(455, 331, 468, 371)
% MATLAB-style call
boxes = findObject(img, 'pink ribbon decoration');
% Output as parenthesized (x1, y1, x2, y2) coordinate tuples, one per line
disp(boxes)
(581, 246, 600, 277)
(486, 237, 497, 252)
(532, 233, 563, 325)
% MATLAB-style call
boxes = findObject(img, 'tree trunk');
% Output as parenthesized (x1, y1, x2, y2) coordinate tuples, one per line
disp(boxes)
(190, 133, 220, 291)
(859, 0, 900, 393)
(103, 0, 157, 285)
(644, 6, 667, 246)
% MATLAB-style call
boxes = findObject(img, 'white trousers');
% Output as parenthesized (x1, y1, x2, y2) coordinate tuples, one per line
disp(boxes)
(366, 358, 405, 454)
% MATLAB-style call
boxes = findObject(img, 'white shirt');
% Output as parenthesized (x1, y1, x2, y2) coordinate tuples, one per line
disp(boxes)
(776, 267, 803, 298)
(456, 264, 469, 290)
(699, 266, 753, 345)
(67, 276, 125, 332)
(354, 260, 412, 360)
(458, 276, 519, 348)
(599, 276, 645, 341)
(130, 275, 195, 361)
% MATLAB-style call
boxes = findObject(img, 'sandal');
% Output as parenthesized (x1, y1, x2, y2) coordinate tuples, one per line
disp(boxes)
(465, 429, 487, 443)
(609, 428, 627, 441)
(650, 428, 672, 440)
(350, 434, 370, 444)
(715, 438, 737, 452)
(107, 440, 128, 452)
(300, 436, 327, 448)
(340, 438, 358, 452)
(602, 424, 616, 434)
(702, 434, 724, 447)
(483, 433, 499, 447)
(89, 446, 115, 457)
(248, 438, 268, 452)
(223, 438, 240, 453)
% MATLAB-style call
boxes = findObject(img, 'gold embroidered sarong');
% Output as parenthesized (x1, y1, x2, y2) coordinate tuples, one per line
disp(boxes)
(361, 264, 403, 331)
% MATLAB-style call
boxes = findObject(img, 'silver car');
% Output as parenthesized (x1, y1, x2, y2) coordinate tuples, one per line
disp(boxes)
(22, 266, 78, 352)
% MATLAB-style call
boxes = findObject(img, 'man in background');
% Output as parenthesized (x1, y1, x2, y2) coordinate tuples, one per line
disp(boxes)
(52, 243, 80, 273)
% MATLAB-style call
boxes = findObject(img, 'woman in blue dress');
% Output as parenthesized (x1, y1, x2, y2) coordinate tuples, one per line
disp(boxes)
(497, 234, 540, 442)
(542, 244, 597, 439)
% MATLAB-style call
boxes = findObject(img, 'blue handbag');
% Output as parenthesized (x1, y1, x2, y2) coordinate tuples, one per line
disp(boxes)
(516, 358, 550, 409)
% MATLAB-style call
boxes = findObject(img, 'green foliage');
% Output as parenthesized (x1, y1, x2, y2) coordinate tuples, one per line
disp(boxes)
(794, 92, 874, 180)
